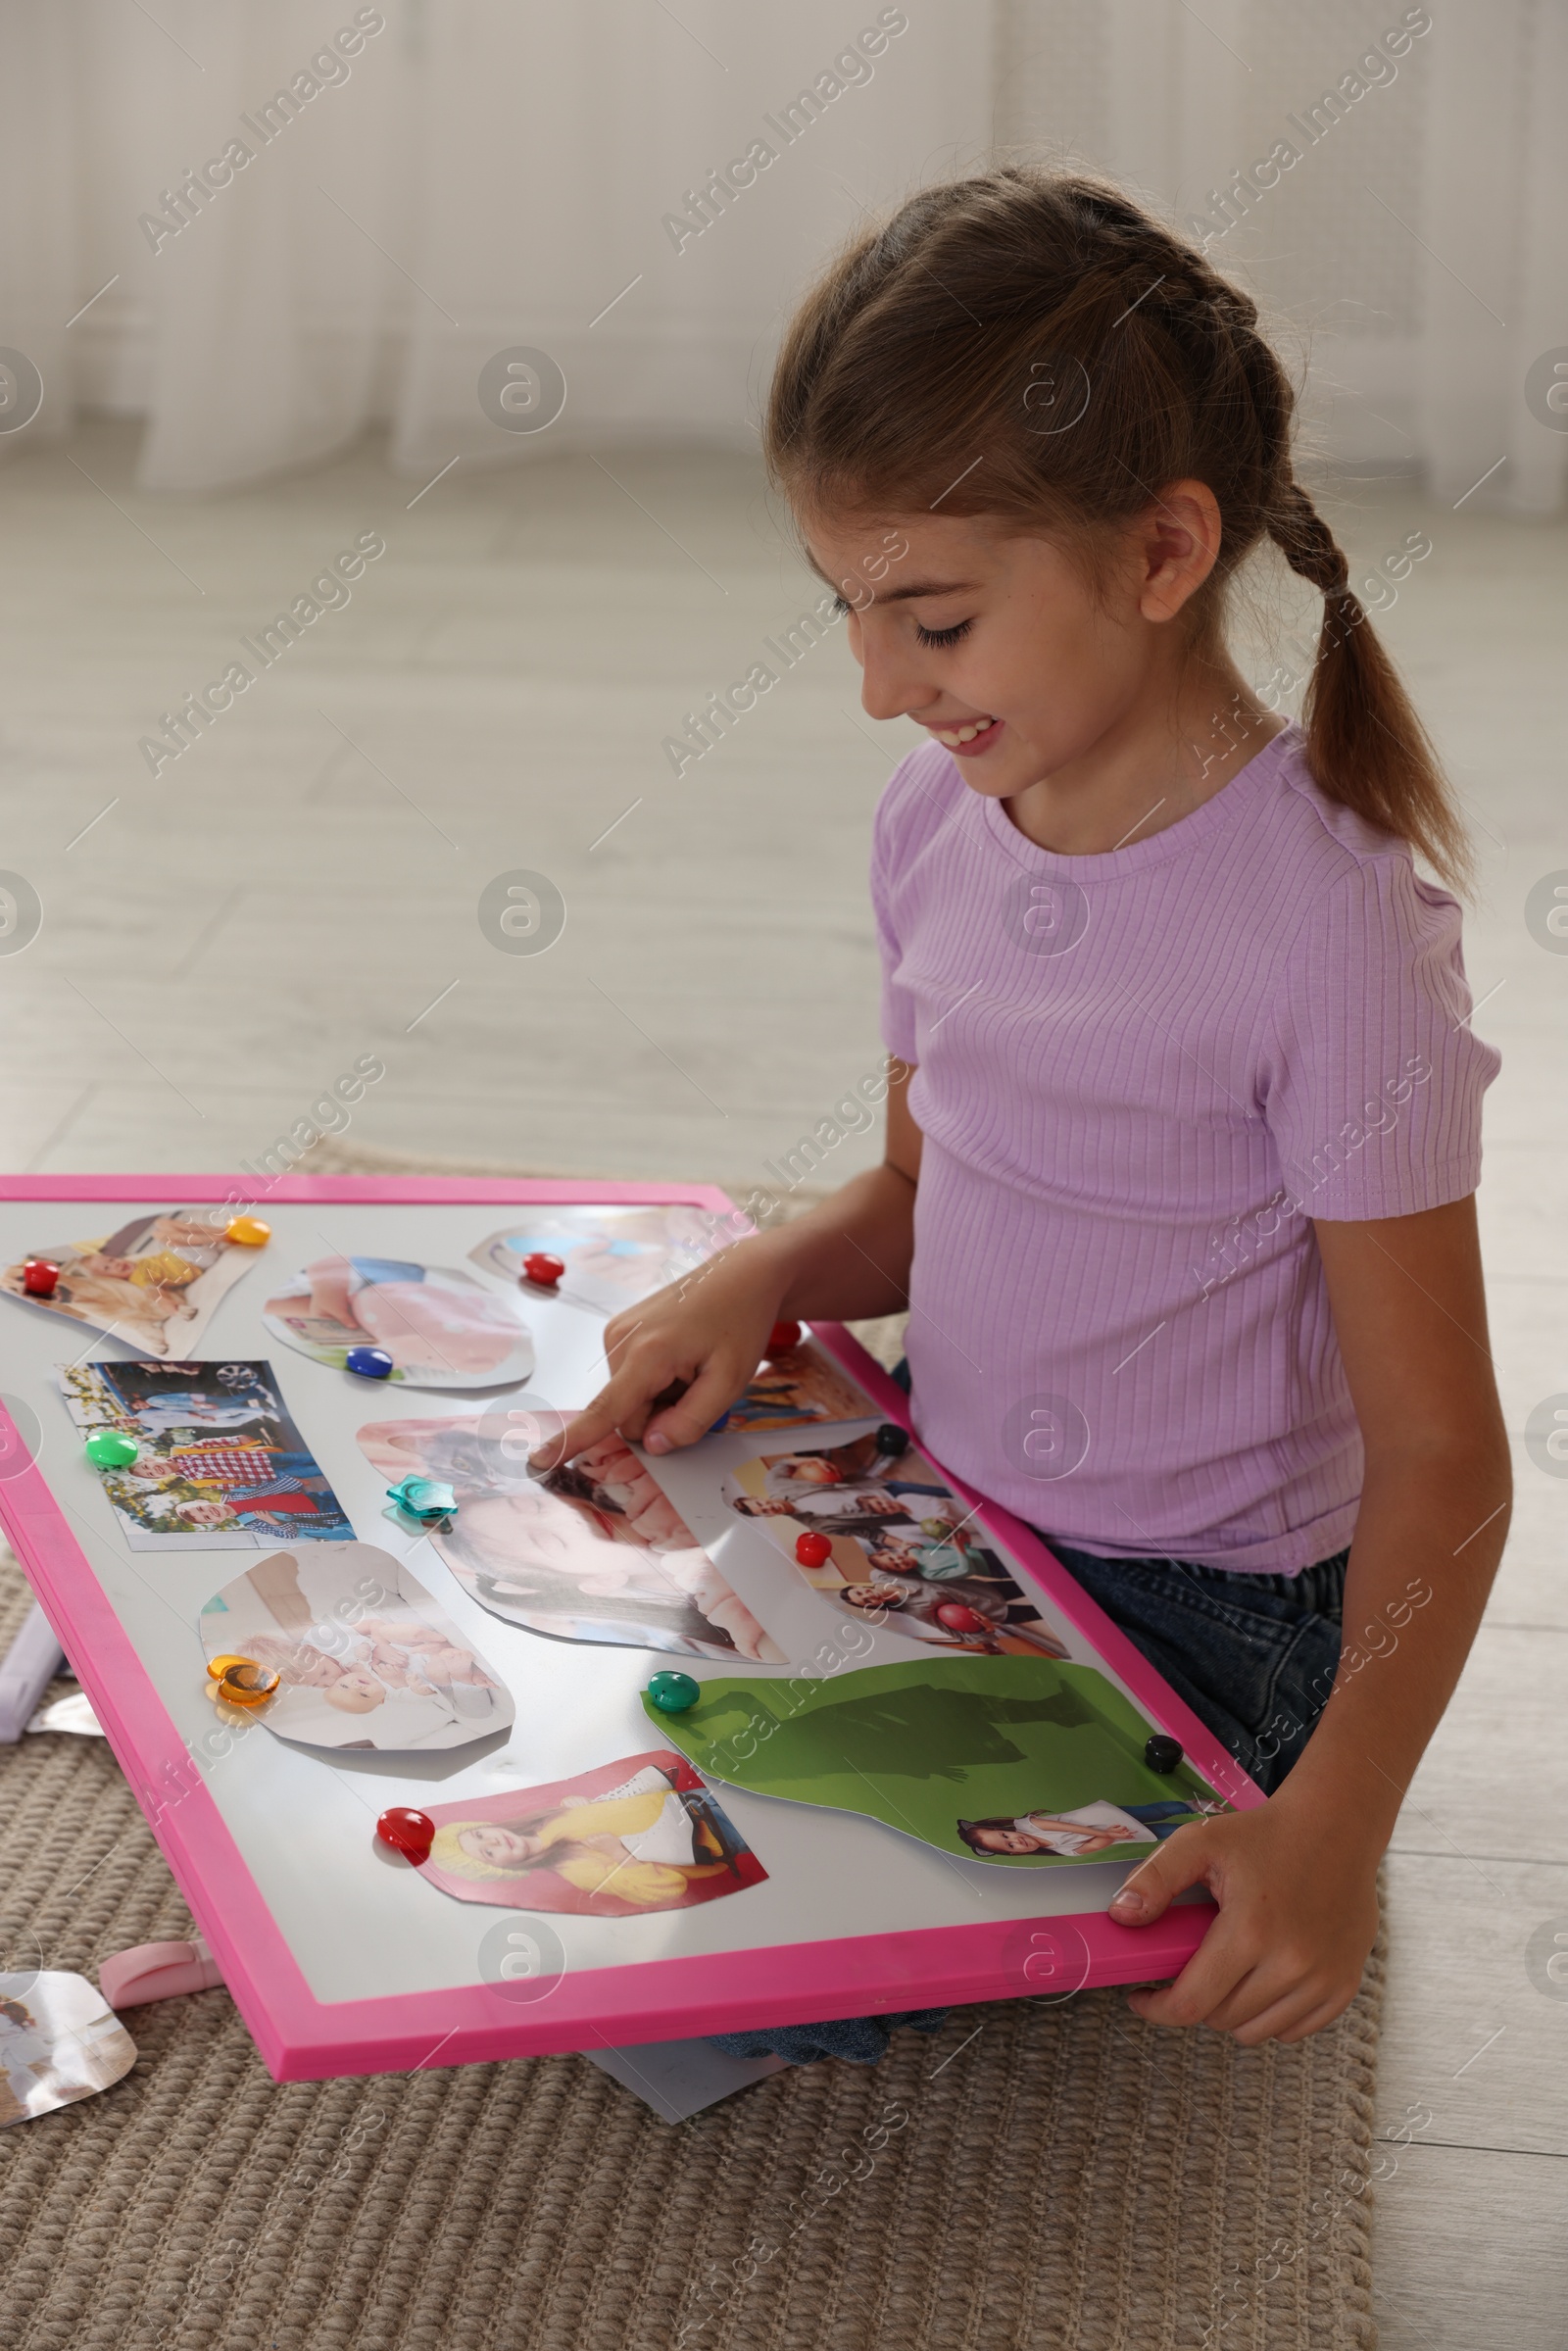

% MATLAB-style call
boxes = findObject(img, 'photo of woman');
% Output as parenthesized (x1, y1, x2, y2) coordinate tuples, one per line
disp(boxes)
(416, 1752, 767, 1916)
(358, 1411, 786, 1661)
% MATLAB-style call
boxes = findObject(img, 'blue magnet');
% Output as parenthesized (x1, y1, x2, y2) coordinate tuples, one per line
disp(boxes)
(346, 1346, 395, 1380)
(387, 1476, 458, 1523)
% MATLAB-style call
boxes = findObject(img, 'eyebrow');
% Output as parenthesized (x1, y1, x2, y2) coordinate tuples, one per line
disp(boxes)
(807, 558, 981, 604)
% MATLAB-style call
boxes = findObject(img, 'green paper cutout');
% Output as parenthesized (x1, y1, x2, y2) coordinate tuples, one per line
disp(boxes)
(642, 1654, 1229, 1867)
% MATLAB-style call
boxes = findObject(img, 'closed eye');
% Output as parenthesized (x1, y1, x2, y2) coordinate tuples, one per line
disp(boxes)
(915, 618, 973, 649)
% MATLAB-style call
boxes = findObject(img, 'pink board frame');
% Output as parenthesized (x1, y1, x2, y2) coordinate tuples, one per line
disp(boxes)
(0, 1174, 1260, 2082)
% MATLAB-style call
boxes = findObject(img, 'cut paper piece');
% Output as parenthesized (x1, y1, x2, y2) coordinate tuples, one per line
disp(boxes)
(414, 1750, 766, 1916)
(99, 1938, 224, 2010)
(643, 1654, 1231, 1870)
(583, 2037, 785, 2122)
(264, 1255, 534, 1391)
(357, 1408, 785, 1664)
(1, 1210, 258, 1359)
(60, 1359, 354, 1549)
(717, 1338, 877, 1435)
(26, 1692, 103, 1738)
(0, 1972, 137, 2128)
(469, 1205, 723, 1314)
(199, 1543, 514, 1752)
(0, 1600, 67, 1741)
(722, 1432, 1070, 1658)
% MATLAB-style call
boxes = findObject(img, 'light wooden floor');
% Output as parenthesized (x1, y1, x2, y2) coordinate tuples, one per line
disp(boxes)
(1, 424, 1564, 2342)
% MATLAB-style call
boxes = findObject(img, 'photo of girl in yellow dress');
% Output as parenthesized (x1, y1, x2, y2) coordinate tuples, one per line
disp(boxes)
(416, 1752, 767, 1916)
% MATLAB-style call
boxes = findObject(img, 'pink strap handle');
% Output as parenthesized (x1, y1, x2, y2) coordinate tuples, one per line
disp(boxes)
(99, 1936, 225, 2009)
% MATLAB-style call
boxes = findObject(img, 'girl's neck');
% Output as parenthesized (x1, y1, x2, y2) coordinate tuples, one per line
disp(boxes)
(998, 657, 1287, 857)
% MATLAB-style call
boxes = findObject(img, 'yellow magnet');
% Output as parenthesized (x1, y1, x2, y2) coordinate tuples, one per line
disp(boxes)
(224, 1216, 271, 1247)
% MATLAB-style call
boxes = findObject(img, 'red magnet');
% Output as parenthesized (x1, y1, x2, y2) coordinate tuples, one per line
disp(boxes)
(521, 1252, 565, 1290)
(766, 1320, 802, 1354)
(935, 1602, 989, 1634)
(795, 1530, 833, 1569)
(376, 1807, 435, 1864)
(23, 1258, 60, 1298)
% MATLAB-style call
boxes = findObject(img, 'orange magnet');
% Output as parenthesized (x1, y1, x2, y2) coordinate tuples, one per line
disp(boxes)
(207, 1656, 279, 1708)
(224, 1216, 270, 1247)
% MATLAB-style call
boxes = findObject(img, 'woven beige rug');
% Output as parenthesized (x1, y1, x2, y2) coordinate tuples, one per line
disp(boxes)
(0, 1147, 1383, 2350)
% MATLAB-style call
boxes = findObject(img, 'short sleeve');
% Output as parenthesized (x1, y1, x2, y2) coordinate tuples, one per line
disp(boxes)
(869, 759, 922, 1066)
(1260, 856, 1500, 1221)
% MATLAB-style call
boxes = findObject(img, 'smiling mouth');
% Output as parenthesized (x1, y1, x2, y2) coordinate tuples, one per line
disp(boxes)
(929, 715, 1000, 749)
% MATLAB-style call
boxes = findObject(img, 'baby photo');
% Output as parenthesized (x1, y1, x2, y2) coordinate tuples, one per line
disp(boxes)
(264, 1253, 535, 1389)
(199, 1543, 513, 1752)
(61, 1359, 354, 1549)
(469, 1205, 720, 1314)
(2, 1209, 256, 1358)
(415, 1750, 766, 1917)
(358, 1410, 785, 1663)
(722, 1433, 1068, 1659)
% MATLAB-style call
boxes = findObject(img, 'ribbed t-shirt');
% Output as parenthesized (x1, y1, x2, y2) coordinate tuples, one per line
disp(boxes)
(871, 722, 1499, 1572)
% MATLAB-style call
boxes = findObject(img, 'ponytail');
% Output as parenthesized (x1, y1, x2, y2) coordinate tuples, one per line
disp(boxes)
(1268, 482, 1469, 887)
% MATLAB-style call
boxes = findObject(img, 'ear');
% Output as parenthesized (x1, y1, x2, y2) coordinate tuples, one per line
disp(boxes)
(1138, 479, 1223, 623)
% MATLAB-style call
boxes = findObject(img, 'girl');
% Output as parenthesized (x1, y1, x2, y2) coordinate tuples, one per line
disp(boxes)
(426, 1765, 737, 1909)
(536, 169, 1509, 2057)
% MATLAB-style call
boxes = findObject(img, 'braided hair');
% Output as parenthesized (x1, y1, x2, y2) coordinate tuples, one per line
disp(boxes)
(764, 168, 1466, 885)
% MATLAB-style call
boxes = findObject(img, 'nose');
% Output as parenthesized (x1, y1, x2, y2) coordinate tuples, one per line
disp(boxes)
(854, 616, 942, 726)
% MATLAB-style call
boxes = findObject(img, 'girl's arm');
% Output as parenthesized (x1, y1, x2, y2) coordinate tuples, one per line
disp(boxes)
(535, 1060, 921, 1464)
(1112, 1195, 1511, 2042)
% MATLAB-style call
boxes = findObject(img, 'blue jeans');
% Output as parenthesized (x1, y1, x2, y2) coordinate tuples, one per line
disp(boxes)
(1041, 1539, 1348, 1800)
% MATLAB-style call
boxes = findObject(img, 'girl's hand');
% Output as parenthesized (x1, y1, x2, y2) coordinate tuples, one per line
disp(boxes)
(1107, 1795, 1380, 2042)
(530, 1238, 790, 1470)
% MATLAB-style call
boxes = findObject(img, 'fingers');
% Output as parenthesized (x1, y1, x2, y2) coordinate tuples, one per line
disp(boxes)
(642, 1364, 746, 1454)
(528, 1352, 750, 1468)
(1108, 1821, 1214, 1928)
(1125, 1939, 1250, 2032)
(528, 1386, 628, 1472)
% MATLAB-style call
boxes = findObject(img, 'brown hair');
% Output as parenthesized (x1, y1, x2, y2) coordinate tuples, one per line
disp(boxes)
(764, 168, 1468, 886)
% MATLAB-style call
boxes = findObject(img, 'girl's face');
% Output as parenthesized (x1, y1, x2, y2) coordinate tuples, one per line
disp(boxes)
(177, 1499, 235, 1528)
(972, 1826, 1045, 1854)
(460, 1822, 544, 1868)
(803, 499, 1223, 833)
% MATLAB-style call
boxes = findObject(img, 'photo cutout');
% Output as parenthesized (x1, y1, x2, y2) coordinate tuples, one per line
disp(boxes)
(0, 1973, 137, 2129)
(357, 1407, 785, 1663)
(414, 1750, 765, 1916)
(721, 1432, 1068, 1658)
(200, 1543, 513, 1752)
(61, 1359, 354, 1549)
(469, 1204, 720, 1314)
(718, 1333, 876, 1436)
(264, 1255, 535, 1390)
(644, 1655, 1231, 1870)
(2, 1210, 256, 1358)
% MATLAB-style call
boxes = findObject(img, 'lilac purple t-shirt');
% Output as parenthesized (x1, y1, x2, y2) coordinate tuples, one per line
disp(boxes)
(871, 722, 1499, 1572)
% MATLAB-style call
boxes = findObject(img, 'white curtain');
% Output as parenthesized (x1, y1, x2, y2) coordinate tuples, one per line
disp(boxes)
(994, 0, 1568, 515)
(3, 0, 1563, 512)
